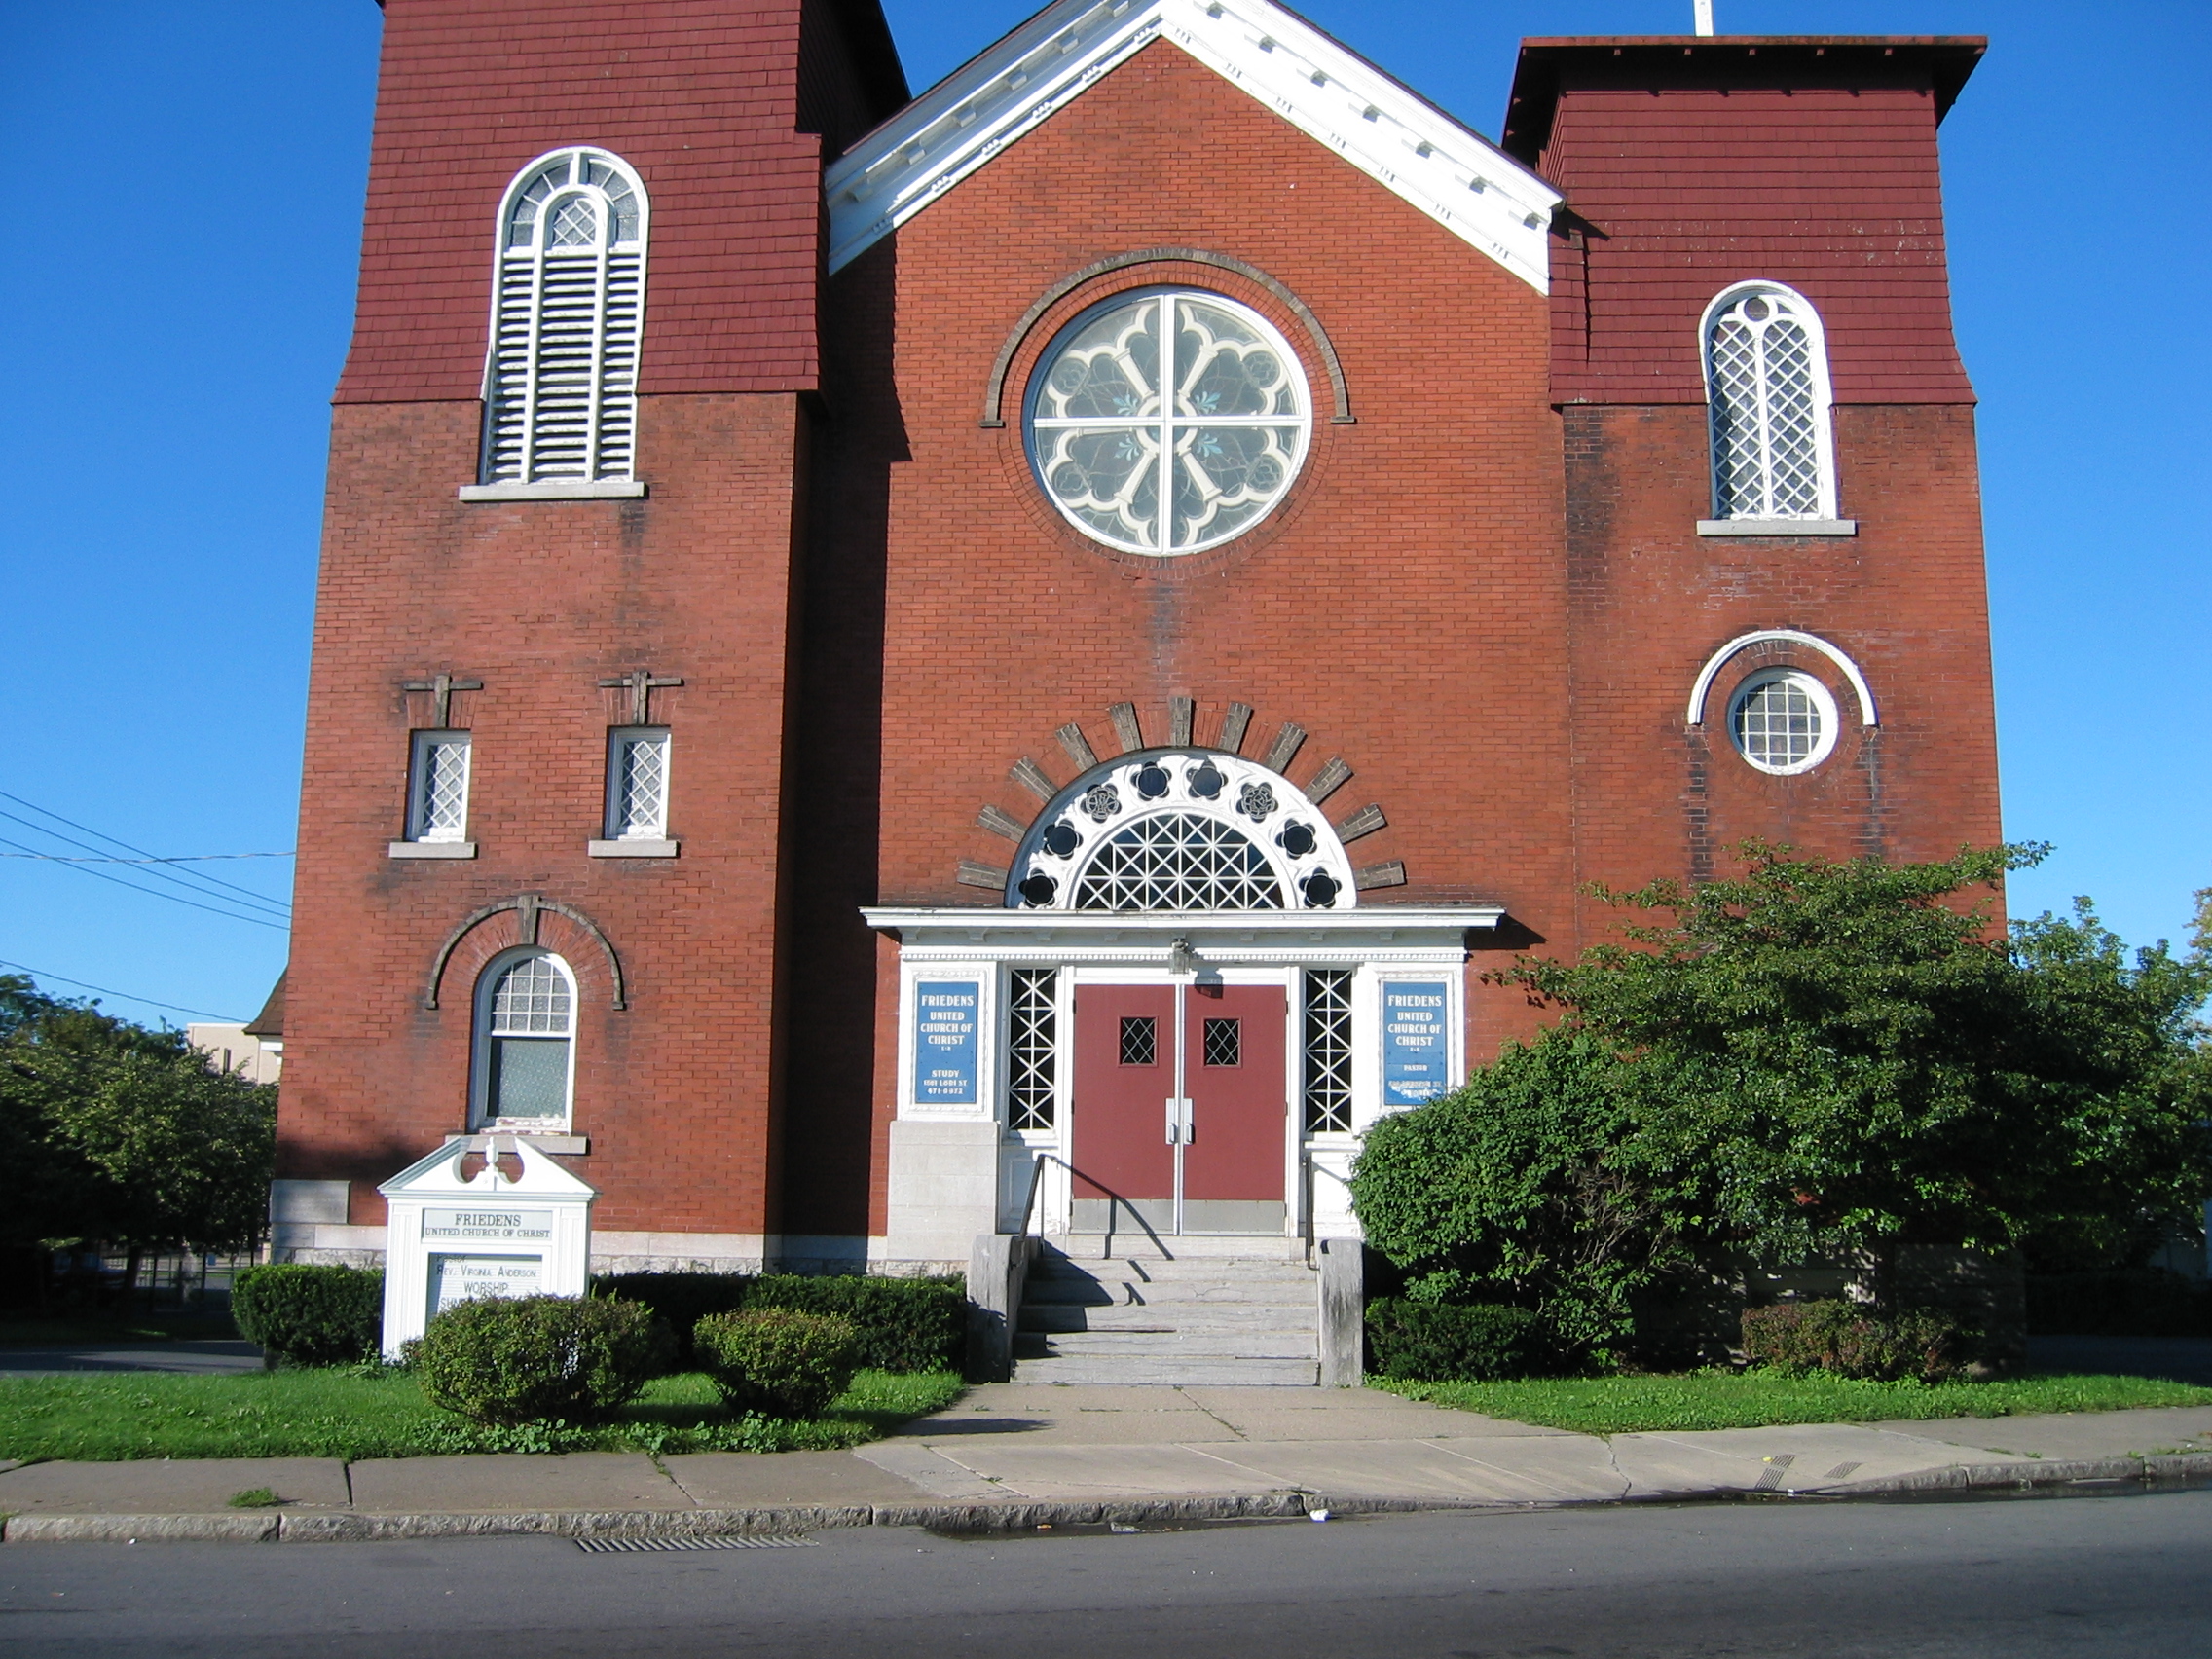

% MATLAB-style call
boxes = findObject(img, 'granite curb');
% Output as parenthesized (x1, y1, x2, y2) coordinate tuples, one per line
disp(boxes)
(12, 1451, 2210, 1543)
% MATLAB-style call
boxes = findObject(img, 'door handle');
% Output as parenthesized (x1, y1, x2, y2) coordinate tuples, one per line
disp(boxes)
(1163, 1097, 1193, 1144)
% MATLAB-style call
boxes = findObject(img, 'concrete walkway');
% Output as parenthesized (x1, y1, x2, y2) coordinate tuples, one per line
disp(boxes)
(4, 1386, 2211, 1543)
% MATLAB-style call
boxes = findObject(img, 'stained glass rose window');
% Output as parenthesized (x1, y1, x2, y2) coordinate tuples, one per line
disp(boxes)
(1025, 289, 1311, 556)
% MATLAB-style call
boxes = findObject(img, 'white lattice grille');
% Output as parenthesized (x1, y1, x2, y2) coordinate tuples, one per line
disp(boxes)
(1730, 671, 1834, 773)
(609, 730, 669, 838)
(410, 732, 471, 841)
(1303, 969, 1353, 1133)
(484, 149, 646, 485)
(490, 955, 571, 1035)
(1028, 290, 1310, 556)
(1007, 969, 1057, 1131)
(1706, 288, 1830, 520)
(1073, 812, 1285, 912)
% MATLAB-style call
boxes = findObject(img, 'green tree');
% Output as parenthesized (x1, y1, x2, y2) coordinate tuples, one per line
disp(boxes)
(1505, 844, 2212, 1304)
(0, 990, 276, 1290)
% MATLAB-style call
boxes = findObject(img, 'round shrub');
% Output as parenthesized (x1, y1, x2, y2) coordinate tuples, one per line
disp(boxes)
(693, 1308, 863, 1419)
(411, 1295, 668, 1425)
(232, 1264, 385, 1367)
(1741, 1299, 1972, 1383)
(1365, 1298, 1549, 1382)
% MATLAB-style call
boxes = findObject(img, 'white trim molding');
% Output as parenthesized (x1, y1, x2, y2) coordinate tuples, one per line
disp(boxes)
(1685, 629, 1878, 728)
(862, 905, 1503, 964)
(825, 0, 1560, 290)
(459, 480, 648, 501)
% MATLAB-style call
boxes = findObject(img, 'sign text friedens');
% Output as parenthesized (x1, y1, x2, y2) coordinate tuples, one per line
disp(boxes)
(1381, 980, 1451, 1106)
(422, 1206, 555, 1242)
(912, 979, 980, 1105)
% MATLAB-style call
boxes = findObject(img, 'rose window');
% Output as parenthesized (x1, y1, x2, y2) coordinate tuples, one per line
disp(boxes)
(1025, 290, 1311, 556)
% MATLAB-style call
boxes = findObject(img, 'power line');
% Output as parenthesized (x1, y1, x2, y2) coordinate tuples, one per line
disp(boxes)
(0, 805, 292, 923)
(0, 789, 293, 916)
(0, 851, 294, 864)
(0, 958, 245, 1023)
(0, 832, 290, 931)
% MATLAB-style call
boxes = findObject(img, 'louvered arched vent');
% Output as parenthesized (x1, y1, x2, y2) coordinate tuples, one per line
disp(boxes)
(479, 148, 648, 488)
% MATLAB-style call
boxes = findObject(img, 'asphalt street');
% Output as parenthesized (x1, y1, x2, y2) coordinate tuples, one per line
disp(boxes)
(2, 1487, 2206, 1657)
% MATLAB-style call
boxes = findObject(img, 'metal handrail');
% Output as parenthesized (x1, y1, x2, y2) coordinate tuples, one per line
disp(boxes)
(1016, 1152, 1075, 1238)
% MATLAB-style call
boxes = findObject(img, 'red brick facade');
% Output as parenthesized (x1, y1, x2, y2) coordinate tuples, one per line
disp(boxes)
(276, 7, 1999, 1261)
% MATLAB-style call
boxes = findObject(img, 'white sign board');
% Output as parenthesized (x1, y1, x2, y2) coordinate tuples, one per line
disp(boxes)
(377, 1138, 596, 1357)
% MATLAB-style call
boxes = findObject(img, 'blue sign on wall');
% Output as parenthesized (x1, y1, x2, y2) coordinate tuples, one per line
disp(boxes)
(1381, 980, 1451, 1106)
(913, 980, 980, 1106)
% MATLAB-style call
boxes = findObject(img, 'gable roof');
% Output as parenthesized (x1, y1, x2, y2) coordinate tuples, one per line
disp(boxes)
(825, 0, 1561, 291)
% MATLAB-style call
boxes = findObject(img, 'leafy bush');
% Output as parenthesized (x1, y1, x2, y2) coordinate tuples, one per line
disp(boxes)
(743, 1274, 963, 1373)
(1350, 1029, 1678, 1361)
(409, 1295, 669, 1425)
(1365, 1298, 1549, 1382)
(1741, 1299, 1972, 1383)
(2026, 1270, 2212, 1338)
(232, 1264, 384, 1366)
(594, 1271, 965, 1374)
(693, 1309, 863, 1419)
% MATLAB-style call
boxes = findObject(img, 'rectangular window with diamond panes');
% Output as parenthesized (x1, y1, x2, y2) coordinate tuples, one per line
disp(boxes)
(1007, 969, 1057, 1131)
(407, 730, 472, 843)
(605, 727, 671, 841)
(1303, 969, 1353, 1133)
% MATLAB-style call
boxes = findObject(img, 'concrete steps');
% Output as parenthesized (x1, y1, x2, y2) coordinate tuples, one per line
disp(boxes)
(1014, 1240, 1320, 1386)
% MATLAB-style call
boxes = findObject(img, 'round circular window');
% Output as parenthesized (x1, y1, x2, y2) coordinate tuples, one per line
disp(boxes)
(1728, 668, 1839, 775)
(1025, 288, 1311, 557)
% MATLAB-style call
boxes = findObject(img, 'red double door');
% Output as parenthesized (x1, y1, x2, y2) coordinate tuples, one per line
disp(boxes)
(1068, 982, 1287, 1235)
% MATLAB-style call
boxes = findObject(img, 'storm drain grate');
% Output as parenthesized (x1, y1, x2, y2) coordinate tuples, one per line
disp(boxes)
(575, 1533, 820, 1554)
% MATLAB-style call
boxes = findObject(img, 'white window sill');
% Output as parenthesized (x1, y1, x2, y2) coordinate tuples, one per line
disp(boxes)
(1697, 518, 1857, 537)
(388, 840, 476, 859)
(588, 838, 680, 859)
(448, 1131, 589, 1155)
(458, 480, 647, 501)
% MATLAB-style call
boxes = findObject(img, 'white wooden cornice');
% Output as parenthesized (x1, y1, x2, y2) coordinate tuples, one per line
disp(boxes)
(861, 904, 1504, 966)
(825, 0, 1560, 291)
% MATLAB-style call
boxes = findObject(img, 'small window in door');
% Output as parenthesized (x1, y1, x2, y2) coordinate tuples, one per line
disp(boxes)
(1203, 1017, 1240, 1067)
(1118, 1016, 1157, 1066)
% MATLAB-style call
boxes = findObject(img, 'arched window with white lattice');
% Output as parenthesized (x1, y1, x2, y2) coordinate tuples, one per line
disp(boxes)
(1702, 281, 1837, 523)
(472, 949, 577, 1127)
(1008, 750, 1356, 912)
(477, 148, 648, 491)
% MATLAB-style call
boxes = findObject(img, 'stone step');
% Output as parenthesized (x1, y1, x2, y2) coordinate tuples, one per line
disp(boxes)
(1028, 1261, 1318, 1286)
(1023, 1276, 1316, 1306)
(1019, 1303, 1315, 1333)
(1042, 1235, 1310, 1262)
(1013, 1355, 1321, 1386)
(1017, 1330, 1317, 1360)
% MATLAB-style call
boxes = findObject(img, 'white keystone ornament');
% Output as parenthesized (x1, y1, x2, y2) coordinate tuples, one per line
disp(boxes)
(378, 1137, 597, 1357)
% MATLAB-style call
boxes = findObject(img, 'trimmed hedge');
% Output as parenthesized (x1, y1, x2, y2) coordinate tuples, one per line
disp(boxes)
(2027, 1270, 2212, 1338)
(409, 1294, 669, 1425)
(232, 1264, 384, 1367)
(694, 1309, 864, 1419)
(1366, 1298, 1548, 1382)
(1741, 1299, 1971, 1383)
(594, 1272, 964, 1373)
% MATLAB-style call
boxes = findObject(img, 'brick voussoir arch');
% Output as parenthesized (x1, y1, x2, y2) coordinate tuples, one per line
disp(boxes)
(958, 697, 1405, 898)
(424, 894, 628, 1012)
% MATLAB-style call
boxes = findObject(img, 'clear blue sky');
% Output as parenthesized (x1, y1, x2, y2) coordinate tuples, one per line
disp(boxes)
(0, 0, 2203, 1027)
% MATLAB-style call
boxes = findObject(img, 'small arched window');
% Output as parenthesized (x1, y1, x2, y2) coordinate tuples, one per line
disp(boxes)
(1702, 282, 1837, 522)
(480, 148, 648, 488)
(473, 949, 576, 1126)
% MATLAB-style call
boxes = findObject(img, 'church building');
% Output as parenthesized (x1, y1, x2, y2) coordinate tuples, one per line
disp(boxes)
(272, 0, 1999, 1361)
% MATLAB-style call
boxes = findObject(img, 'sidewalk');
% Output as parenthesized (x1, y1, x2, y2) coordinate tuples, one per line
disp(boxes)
(6, 1385, 2211, 1543)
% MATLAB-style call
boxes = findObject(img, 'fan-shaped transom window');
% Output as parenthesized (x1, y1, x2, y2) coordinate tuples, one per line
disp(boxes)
(1703, 282, 1836, 521)
(1026, 290, 1311, 556)
(474, 949, 576, 1124)
(1728, 668, 1839, 775)
(1011, 749, 1353, 912)
(481, 147, 648, 487)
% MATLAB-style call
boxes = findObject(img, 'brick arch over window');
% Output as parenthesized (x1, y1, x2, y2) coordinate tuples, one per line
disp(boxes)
(958, 698, 1405, 898)
(424, 894, 627, 1012)
(979, 248, 1355, 428)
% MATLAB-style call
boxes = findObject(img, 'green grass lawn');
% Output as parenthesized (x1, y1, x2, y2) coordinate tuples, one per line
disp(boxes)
(1375, 1369, 2212, 1435)
(0, 1368, 965, 1462)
